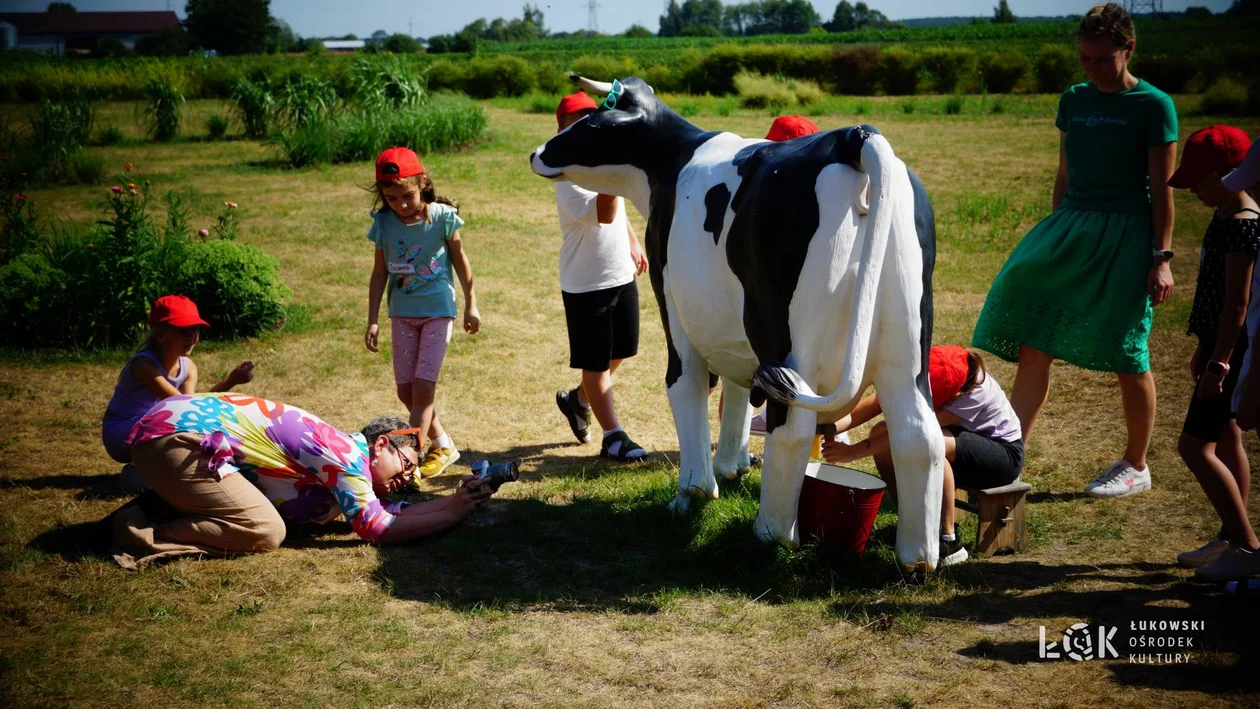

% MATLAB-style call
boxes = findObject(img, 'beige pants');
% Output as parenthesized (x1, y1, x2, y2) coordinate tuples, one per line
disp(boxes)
(112, 432, 286, 569)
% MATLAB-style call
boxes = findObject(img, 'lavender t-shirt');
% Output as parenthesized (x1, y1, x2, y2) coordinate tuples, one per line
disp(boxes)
(944, 375, 1022, 443)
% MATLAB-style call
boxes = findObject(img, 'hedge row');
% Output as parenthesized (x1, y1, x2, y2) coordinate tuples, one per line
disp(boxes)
(2, 40, 1257, 102)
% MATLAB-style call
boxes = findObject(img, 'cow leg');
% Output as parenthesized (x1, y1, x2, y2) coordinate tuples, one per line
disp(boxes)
(664, 314, 718, 514)
(753, 387, 815, 550)
(713, 378, 751, 480)
(874, 366, 944, 572)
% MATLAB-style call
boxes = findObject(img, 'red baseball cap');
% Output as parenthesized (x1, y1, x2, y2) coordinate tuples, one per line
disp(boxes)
(556, 91, 598, 127)
(375, 147, 425, 183)
(1168, 125, 1251, 189)
(928, 345, 970, 409)
(149, 295, 210, 329)
(766, 115, 820, 142)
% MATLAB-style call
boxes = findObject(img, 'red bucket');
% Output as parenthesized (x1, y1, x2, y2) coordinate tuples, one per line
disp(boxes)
(798, 463, 886, 554)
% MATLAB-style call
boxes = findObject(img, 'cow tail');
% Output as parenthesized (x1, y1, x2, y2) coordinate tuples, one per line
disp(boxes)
(754, 134, 899, 412)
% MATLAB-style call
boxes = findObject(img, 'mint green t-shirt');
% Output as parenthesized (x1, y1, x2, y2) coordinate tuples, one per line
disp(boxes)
(367, 203, 464, 319)
(1055, 80, 1178, 214)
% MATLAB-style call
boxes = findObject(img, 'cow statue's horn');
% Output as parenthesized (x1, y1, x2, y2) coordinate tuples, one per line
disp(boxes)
(569, 74, 613, 96)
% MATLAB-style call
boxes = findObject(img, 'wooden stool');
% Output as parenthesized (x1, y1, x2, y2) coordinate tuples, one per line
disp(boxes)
(954, 480, 1032, 557)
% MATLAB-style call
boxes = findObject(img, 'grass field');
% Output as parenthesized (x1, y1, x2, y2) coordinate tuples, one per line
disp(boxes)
(2, 96, 1260, 707)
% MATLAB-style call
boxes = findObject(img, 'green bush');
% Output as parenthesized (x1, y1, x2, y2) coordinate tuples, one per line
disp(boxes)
(921, 47, 975, 94)
(0, 182, 290, 348)
(977, 51, 1029, 93)
(273, 94, 488, 167)
(879, 47, 921, 96)
(166, 239, 290, 338)
(734, 72, 794, 110)
(463, 56, 536, 98)
(943, 94, 965, 115)
(277, 75, 337, 129)
(206, 112, 229, 140)
(27, 98, 93, 180)
(828, 45, 881, 95)
(230, 77, 274, 139)
(351, 56, 425, 111)
(69, 153, 106, 184)
(1036, 45, 1078, 94)
(0, 251, 65, 347)
(1135, 56, 1197, 94)
(1201, 78, 1248, 115)
(144, 78, 183, 141)
(95, 125, 125, 146)
(425, 60, 466, 93)
(570, 55, 638, 85)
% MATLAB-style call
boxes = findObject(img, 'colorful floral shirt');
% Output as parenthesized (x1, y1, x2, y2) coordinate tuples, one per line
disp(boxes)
(126, 393, 403, 543)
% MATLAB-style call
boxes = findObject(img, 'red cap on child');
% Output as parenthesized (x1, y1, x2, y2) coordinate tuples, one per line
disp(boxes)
(375, 147, 425, 183)
(149, 295, 210, 329)
(556, 91, 598, 127)
(766, 115, 820, 142)
(928, 345, 970, 409)
(1168, 125, 1251, 189)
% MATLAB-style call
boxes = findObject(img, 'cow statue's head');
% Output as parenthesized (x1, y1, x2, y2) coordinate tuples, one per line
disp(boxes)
(529, 75, 706, 218)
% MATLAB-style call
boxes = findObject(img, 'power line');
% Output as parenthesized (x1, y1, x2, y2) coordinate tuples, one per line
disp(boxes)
(586, 0, 601, 34)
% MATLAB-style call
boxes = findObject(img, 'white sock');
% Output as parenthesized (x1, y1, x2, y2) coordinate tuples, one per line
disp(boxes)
(941, 533, 956, 542)
(603, 427, 625, 456)
(603, 426, 624, 439)
(574, 388, 591, 409)
(434, 434, 454, 450)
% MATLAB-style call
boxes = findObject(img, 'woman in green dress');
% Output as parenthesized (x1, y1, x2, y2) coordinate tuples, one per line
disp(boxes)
(971, 3, 1178, 498)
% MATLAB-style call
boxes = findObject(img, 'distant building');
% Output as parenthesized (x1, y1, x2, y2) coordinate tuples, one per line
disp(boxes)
(321, 39, 366, 53)
(0, 11, 180, 55)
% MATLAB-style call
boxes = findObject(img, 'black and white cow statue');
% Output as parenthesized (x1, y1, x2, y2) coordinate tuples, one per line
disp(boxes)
(530, 76, 944, 571)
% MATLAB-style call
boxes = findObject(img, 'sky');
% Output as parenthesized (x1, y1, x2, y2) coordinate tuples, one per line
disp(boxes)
(2, 0, 1238, 38)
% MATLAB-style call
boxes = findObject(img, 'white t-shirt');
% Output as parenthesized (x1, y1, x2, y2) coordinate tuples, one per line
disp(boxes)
(944, 374, 1022, 443)
(555, 181, 635, 294)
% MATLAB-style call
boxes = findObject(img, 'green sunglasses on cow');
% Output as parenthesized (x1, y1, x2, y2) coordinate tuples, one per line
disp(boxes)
(601, 79, 623, 110)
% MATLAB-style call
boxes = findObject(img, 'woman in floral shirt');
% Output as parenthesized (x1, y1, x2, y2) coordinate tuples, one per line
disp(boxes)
(111, 392, 492, 569)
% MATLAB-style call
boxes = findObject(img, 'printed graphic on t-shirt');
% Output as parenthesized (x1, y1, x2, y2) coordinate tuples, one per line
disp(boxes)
(1073, 111, 1129, 128)
(393, 238, 446, 293)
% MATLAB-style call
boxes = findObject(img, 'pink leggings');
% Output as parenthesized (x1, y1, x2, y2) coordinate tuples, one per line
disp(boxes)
(391, 317, 453, 384)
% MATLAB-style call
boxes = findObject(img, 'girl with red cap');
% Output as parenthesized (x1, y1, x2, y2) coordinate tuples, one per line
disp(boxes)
(821, 346, 1023, 567)
(1164, 125, 1260, 582)
(365, 147, 480, 481)
(101, 295, 255, 492)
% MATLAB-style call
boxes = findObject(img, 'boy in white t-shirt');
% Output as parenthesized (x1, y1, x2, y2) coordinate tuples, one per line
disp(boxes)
(551, 92, 650, 461)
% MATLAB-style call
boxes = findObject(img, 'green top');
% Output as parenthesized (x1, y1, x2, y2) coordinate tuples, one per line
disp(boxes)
(1055, 80, 1178, 214)
(367, 203, 464, 319)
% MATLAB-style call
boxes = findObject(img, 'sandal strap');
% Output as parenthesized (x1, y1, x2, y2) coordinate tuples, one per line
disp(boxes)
(601, 430, 645, 460)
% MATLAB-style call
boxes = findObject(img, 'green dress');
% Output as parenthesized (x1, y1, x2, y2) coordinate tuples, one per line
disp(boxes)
(972, 80, 1178, 374)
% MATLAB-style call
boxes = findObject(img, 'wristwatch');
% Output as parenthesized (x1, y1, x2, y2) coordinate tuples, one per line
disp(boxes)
(1206, 360, 1231, 377)
(1152, 249, 1175, 260)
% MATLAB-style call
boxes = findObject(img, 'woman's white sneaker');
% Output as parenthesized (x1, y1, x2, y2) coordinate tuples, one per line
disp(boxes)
(1084, 460, 1151, 498)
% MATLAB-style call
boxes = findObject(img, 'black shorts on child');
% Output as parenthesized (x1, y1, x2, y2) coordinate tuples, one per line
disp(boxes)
(1182, 331, 1249, 442)
(562, 280, 639, 372)
(947, 425, 1024, 490)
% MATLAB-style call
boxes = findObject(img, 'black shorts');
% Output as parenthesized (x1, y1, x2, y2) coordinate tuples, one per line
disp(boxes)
(562, 281, 640, 372)
(1182, 331, 1249, 442)
(947, 425, 1024, 490)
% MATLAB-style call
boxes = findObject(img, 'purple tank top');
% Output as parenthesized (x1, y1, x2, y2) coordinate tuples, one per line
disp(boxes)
(104, 349, 190, 422)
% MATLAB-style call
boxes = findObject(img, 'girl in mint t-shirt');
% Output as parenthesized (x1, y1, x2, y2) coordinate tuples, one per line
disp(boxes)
(972, 4, 1178, 500)
(364, 147, 480, 483)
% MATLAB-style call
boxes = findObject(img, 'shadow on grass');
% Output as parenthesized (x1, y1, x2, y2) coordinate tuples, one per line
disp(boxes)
(1, 472, 130, 501)
(376, 474, 910, 614)
(859, 559, 1260, 696)
(25, 519, 114, 562)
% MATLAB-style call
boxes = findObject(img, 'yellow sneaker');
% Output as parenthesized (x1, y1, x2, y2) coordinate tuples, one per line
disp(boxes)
(418, 445, 460, 478)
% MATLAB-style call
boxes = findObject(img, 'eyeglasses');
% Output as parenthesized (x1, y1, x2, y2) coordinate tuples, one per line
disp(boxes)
(601, 79, 623, 111)
(384, 427, 421, 475)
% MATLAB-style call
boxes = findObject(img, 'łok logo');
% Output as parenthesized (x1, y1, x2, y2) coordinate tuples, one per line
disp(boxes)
(1039, 623, 1119, 661)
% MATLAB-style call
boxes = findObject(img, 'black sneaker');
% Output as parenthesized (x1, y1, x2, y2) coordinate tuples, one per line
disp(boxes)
(940, 525, 968, 568)
(555, 388, 592, 444)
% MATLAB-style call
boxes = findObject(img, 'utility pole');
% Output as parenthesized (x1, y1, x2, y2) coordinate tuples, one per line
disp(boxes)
(586, 0, 601, 34)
